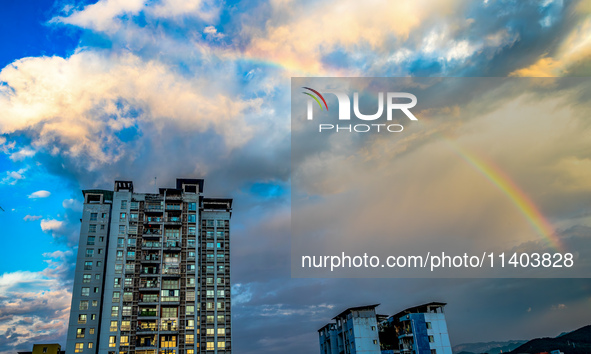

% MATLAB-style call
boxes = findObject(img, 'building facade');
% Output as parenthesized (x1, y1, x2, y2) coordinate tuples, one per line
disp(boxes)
(66, 178, 232, 354)
(319, 303, 452, 354)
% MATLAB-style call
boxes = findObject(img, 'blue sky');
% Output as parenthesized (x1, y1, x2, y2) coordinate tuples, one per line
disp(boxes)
(1, 0, 591, 353)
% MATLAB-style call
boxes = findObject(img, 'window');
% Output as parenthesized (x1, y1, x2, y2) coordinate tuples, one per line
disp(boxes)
(43, 348, 47, 353)
(98, 248, 103, 254)
(217, 315, 225, 323)
(125, 277, 133, 287)
(130, 201, 139, 209)
(371, 326, 376, 330)
(78, 314, 87, 324)
(86, 249, 94, 257)
(89, 328, 95, 334)
(373, 340, 378, 344)
(121, 200, 127, 209)
(216, 219, 225, 227)
(99, 236, 104, 242)
(115, 264, 123, 274)
(187, 264, 195, 272)
(96, 261, 102, 267)
(87, 236, 95, 245)
(118, 225, 125, 235)
(120, 212, 126, 220)
(429, 335, 435, 343)
(81, 287, 90, 296)
(188, 202, 196, 211)
(187, 277, 195, 286)
(161, 307, 178, 317)
(218, 327, 226, 336)
(83, 274, 91, 283)
(88, 343, 93, 349)
(127, 238, 136, 247)
(122, 306, 132, 316)
(89, 224, 97, 233)
(120, 335, 129, 346)
(75, 343, 83, 353)
(206, 242, 214, 249)
(188, 226, 196, 235)
(188, 214, 196, 222)
(206, 342, 214, 350)
(426, 322, 432, 329)
(431, 350, 437, 354)
(94, 287, 100, 293)
(95, 274, 100, 280)
(92, 300, 98, 307)
(217, 290, 225, 297)
(109, 336, 117, 347)
(114, 278, 121, 288)
(77, 328, 85, 338)
(111, 306, 119, 317)
(84, 261, 92, 270)
(187, 239, 196, 248)
(110, 320, 118, 332)
(206, 315, 214, 323)
(186, 319, 195, 330)
(121, 320, 131, 331)
(116, 250, 123, 260)
(100, 224, 105, 230)
(90, 213, 98, 221)
(186, 334, 194, 344)
(217, 301, 225, 310)
(127, 251, 135, 259)
(218, 341, 225, 349)
(91, 314, 96, 320)
(112, 291, 120, 302)
(80, 300, 89, 310)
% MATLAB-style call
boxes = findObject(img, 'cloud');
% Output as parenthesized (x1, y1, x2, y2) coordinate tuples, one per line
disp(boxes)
(40, 219, 63, 232)
(23, 215, 42, 221)
(0, 252, 74, 354)
(28, 190, 50, 199)
(1, 168, 27, 185)
(62, 198, 82, 211)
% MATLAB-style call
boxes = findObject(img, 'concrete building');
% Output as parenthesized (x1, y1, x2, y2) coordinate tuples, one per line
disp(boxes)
(18, 344, 63, 354)
(319, 303, 452, 354)
(66, 178, 232, 354)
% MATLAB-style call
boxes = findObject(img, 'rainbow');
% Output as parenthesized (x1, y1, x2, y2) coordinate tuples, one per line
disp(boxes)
(444, 139, 563, 252)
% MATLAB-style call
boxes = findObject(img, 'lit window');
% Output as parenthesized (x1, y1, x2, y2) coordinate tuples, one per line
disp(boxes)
(206, 342, 214, 350)
(114, 278, 121, 288)
(88, 343, 93, 349)
(111, 306, 119, 317)
(120, 212, 126, 220)
(120, 335, 129, 345)
(112, 292, 120, 302)
(89, 328, 95, 334)
(78, 314, 87, 324)
(84, 261, 92, 270)
(186, 305, 195, 315)
(429, 335, 435, 343)
(110, 320, 118, 332)
(115, 264, 123, 274)
(426, 322, 432, 329)
(94, 287, 100, 293)
(218, 328, 225, 336)
(188, 202, 196, 211)
(77, 328, 85, 338)
(218, 341, 225, 349)
(206, 316, 214, 323)
(91, 314, 96, 320)
(109, 336, 116, 347)
(75, 343, 83, 353)
(186, 334, 194, 344)
(83, 274, 91, 283)
(81, 287, 90, 296)
(92, 300, 98, 307)
(79, 300, 89, 310)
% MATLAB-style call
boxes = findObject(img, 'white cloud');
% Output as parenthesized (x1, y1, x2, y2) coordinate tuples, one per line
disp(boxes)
(204, 25, 225, 39)
(52, 0, 147, 33)
(28, 190, 51, 199)
(62, 198, 83, 211)
(1, 168, 27, 185)
(23, 215, 43, 221)
(9, 147, 36, 161)
(40, 219, 63, 232)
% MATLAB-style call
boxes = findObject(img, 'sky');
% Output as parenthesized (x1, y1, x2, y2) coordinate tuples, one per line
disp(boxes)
(0, 0, 591, 353)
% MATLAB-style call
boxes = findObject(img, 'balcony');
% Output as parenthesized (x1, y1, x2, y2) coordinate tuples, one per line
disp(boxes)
(145, 217, 163, 223)
(163, 216, 182, 224)
(142, 242, 162, 249)
(138, 309, 158, 317)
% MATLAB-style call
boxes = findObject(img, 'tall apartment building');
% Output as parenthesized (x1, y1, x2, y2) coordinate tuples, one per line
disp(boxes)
(319, 303, 452, 354)
(66, 178, 232, 354)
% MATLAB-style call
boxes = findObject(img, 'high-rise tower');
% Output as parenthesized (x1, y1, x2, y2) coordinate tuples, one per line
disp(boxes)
(66, 178, 232, 354)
